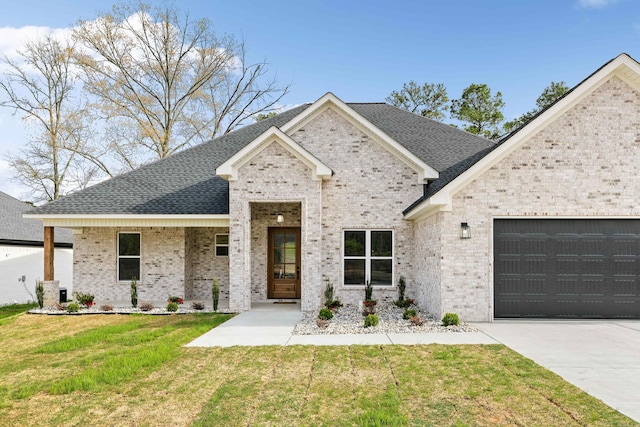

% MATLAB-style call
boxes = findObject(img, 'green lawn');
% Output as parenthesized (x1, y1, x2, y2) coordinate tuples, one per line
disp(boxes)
(0, 303, 37, 319)
(0, 312, 635, 426)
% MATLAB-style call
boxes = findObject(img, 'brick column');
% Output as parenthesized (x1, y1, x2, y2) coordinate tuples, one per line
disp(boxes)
(42, 280, 59, 307)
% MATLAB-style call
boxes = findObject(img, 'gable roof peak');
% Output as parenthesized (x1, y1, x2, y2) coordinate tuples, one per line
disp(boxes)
(216, 125, 332, 181)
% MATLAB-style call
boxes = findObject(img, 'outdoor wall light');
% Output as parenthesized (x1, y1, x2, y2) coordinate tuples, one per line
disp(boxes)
(276, 213, 284, 223)
(460, 222, 471, 239)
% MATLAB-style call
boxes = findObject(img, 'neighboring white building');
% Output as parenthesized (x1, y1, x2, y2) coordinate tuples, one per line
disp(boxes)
(0, 192, 72, 305)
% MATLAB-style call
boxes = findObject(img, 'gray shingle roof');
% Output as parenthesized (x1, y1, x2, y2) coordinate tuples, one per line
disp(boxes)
(29, 102, 493, 216)
(350, 103, 493, 171)
(0, 192, 72, 245)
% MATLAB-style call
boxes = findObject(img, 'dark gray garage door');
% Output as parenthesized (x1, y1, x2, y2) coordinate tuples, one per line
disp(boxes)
(494, 219, 640, 319)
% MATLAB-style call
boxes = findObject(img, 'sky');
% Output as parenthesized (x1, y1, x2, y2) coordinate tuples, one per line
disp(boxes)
(0, 0, 638, 200)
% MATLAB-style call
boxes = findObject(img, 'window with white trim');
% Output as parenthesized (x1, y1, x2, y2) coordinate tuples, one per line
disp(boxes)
(343, 230, 393, 286)
(118, 232, 140, 281)
(215, 234, 229, 257)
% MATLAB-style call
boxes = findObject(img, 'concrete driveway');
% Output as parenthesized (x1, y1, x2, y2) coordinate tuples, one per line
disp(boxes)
(474, 320, 640, 423)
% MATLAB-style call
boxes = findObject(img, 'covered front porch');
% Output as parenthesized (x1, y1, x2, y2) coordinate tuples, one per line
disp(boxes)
(228, 200, 322, 312)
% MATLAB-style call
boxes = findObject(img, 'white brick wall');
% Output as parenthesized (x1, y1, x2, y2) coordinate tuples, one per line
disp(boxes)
(413, 212, 442, 315)
(427, 76, 640, 321)
(74, 227, 186, 303)
(185, 227, 229, 301)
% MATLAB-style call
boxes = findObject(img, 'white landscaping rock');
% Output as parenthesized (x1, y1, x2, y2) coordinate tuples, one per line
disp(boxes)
(293, 303, 477, 335)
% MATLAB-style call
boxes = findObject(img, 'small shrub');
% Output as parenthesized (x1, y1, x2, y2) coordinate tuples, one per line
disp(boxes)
(318, 307, 333, 320)
(167, 302, 179, 312)
(130, 277, 138, 308)
(101, 304, 114, 311)
(35, 280, 44, 308)
(403, 309, 417, 320)
(316, 319, 329, 329)
(212, 278, 220, 311)
(323, 278, 334, 303)
(67, 302, 80, 313)
(409, 315, 424, 326)
(325, 299, 343, 309)
(442, 312, 460, 326)
(362, 299, 377, 316)
(168, 296, 184, 304)
(73, 291, 95, 306)
(364, 280, 373, 301)
(323, 278, 343, 309)
(397, 275, 406, 302)
(394, 298, 414, 308)
(364, 314, 379, 328)
(139, 302, 155, 312)
(191, 301, 205, 310)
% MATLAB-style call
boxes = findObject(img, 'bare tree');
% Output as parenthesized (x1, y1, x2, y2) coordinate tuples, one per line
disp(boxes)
(0, 35, 94, 203)
(73, 1, 289, 172)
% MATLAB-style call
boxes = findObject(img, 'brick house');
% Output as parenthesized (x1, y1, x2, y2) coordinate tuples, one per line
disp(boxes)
(26, 54, 640, 320)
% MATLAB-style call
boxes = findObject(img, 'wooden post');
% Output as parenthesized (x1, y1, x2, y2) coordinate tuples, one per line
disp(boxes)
(44, 226, 54, 281)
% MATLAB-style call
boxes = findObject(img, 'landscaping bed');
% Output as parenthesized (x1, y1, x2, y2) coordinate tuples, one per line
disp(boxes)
(29, 304, 235, 315)
(293, 303, 478, 335)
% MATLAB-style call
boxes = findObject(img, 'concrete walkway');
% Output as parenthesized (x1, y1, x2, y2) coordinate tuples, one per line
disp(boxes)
(474, 320, 640, 423)
(186, 304, 498, 348)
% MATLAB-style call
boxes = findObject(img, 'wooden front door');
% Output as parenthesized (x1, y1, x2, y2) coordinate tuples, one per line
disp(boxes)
(268, 227, 301, 299)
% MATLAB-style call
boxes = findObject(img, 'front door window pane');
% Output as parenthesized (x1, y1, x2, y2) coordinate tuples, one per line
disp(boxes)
(284, 263, 296, 279)
(274, 264, 285, 279)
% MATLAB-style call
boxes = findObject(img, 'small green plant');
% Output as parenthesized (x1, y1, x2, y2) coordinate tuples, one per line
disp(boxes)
(442, 312, 460, 326)
(35, 280, 44, 308)
(212, 278, 220, 311)
(167, 302, 179, 312)
(403, 309, 417, 320)
(326, 299, 343, 309)
(140, 302, 155, 312)
(394, 299, 414, 308)
(323, 279, 343, 309)
(323, 278, 334, 303)
(364, 314, 379, 328)
(397, 275, 406, 301)
(130, 277, 138, 308)
(364, 279, 373, 301)
(318, 307, 334, 320)
(191, 301, 205, 310)
(73, 291, 95, 307)
(67, 302, 80, 313)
